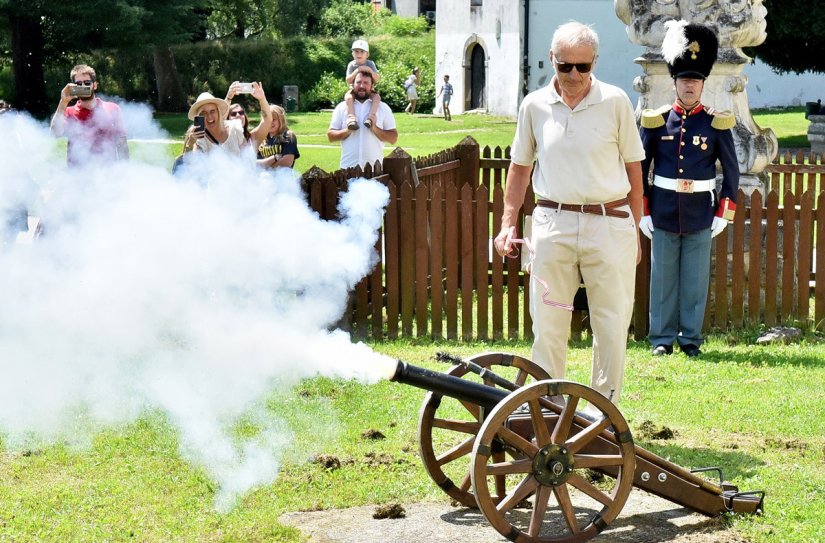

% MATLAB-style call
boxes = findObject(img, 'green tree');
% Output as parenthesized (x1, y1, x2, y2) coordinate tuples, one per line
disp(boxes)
(203, 0, 330, 39)
(748, 0, 825, 74)
(0, 0, 201, 115)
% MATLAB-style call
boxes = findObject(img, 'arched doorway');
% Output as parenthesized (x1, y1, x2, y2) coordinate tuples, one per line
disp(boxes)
(469, 43, 486, 110)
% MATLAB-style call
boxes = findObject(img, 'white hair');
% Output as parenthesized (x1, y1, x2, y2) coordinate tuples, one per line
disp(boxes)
(551, 21, 600, 57)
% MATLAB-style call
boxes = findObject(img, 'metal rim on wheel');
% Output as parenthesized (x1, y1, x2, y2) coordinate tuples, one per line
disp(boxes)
(470, 380, 635, 543)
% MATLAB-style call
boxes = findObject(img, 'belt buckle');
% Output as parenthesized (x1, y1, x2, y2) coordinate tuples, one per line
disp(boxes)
(676, 179, 694, 193)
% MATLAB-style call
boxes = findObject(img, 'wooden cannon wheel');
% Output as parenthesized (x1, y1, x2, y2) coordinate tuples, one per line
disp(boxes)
(417, 352, 551, 508)
(470, 380, 636, 543)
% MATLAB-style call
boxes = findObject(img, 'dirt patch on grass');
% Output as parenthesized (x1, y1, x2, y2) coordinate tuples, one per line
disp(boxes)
(280, 489, 751, 543)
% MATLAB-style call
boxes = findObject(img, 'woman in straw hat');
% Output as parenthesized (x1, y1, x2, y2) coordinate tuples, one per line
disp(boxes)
(185, 82, 271, 156)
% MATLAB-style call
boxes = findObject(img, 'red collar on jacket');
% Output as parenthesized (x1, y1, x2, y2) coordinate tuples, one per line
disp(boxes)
(672, 102, 704, 116)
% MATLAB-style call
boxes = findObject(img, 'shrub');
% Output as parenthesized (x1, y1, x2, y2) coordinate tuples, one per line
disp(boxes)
(304, 71, 349, 110)
(383, 16, 430, 37)
(318, 0, 387, 37)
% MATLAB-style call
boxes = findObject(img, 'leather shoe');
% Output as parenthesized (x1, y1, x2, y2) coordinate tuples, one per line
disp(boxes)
(651, 345, 673, 356)
(681, 344, 701, 357)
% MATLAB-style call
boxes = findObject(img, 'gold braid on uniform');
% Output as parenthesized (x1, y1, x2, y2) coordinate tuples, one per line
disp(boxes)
(640, 105, 671, 129)
(709, 109, 736, 130)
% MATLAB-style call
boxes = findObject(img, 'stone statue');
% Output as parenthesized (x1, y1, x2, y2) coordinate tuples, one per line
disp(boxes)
(616, 0, 767, 49)
(615, 0, 776, 193)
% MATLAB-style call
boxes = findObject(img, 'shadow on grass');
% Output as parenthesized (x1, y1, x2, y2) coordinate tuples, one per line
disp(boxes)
(682, 346, 824, 369)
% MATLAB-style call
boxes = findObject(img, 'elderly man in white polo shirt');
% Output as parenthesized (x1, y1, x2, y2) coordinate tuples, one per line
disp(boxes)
(494, 21, 645, 409)
(327, 67, 398, 169)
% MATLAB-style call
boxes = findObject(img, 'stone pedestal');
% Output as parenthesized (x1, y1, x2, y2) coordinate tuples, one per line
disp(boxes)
(808, 114, 825, 155)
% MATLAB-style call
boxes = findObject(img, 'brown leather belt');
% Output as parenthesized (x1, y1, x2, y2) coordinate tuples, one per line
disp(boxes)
(536, 198, 630, 219)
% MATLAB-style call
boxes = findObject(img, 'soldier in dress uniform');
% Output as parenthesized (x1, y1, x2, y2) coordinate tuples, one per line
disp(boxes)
(639, 20, 739, 358)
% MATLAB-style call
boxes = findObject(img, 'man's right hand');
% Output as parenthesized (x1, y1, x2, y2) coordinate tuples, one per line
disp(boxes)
(493, 226, 515, 257)
(58, 84, 74, 106)
(639, 216, 654, 239)
(326, 127, 353, 142)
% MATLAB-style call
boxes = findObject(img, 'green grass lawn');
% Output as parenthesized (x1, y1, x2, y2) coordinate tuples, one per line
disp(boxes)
(751, 106, 810, 149)
(148, 107, 810, 175)
(1, 336, 823, 542)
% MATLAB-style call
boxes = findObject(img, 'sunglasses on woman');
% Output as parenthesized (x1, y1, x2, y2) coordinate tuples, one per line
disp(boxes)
(229, 110, 246, 118)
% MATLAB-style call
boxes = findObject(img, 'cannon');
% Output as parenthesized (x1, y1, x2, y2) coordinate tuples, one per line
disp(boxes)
(388, 352, 764, 543)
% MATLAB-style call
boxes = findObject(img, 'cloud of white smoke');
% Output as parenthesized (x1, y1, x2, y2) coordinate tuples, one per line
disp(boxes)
(0, 109, 396, 510)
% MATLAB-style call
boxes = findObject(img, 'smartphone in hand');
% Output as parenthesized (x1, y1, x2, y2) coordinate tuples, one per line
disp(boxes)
(237, 82, 254, 94)
(194, 115, 205, 132)
(69, 85, 93, 98)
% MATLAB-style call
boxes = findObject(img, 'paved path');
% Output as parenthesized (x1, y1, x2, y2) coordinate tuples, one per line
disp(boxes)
(280, 489, 742, 543)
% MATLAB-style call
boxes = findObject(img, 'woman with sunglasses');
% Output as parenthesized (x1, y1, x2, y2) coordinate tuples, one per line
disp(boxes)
(227, 104, 252, 143)
(184, 82, 271, 157)
(256, 105, 299, 169)
(224, 80, 275, 150)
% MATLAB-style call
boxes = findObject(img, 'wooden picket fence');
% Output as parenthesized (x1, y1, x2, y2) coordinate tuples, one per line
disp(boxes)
(301, 140, 825, 341)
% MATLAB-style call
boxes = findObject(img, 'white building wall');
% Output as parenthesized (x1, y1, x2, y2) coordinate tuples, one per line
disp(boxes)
(745, 59, 825, 108)
(434, 2, 522, 116)
(392, 0, 419, 18)
(525, 0, 644, 98)
(435, 0, 825, 118)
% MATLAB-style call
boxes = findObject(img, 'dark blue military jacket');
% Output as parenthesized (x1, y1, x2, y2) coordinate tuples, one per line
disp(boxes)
(640, 103, 739, 234)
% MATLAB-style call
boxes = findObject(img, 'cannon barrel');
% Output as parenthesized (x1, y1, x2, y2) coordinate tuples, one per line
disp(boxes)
(390, 360, 509, 410)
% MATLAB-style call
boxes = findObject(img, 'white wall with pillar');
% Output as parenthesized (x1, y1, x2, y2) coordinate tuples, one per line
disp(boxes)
(434, 0, 825, 118)
(434, 2, 522, 117)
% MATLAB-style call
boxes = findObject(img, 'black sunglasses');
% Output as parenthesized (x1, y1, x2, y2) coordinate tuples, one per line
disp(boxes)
(229, 110, 246, 117)
(73, 79, 94, 86)
(554, 61, 593, 74)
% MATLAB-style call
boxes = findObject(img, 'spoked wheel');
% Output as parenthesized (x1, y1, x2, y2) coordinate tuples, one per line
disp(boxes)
(470, 380, 635, 543)
(417, 352, 551, 508)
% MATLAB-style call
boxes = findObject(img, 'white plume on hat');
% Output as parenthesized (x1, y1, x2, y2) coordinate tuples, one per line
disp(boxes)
(661, 19, 689, 64)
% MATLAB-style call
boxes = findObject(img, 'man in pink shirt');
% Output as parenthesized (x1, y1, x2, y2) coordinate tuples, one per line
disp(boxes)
(50, 64, 129, 166)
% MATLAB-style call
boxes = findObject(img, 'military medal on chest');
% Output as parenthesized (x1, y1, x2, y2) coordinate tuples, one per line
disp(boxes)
(692, 135, 700, 146)
(700, 136, 708, 150)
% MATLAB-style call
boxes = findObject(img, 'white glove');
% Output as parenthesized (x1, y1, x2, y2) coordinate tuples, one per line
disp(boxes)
(711, 216, 728, 238)
(639, 216, 654, 239)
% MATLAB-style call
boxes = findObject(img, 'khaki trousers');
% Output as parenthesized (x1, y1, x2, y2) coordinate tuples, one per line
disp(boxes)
(529, 204, 637, 404)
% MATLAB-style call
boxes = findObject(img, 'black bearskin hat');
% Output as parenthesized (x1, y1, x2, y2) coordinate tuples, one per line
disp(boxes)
(661, 20, 719, 80)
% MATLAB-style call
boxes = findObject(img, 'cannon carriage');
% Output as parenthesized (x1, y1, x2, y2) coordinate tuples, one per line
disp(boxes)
(391, 352, 764, 543)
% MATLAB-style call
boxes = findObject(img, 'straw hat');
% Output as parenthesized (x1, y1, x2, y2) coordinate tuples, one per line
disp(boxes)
(187, 92, 229, 120)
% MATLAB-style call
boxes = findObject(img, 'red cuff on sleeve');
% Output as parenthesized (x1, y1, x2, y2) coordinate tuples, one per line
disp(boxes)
(643, 196, 649, 216)
(716, 197, 736, 221)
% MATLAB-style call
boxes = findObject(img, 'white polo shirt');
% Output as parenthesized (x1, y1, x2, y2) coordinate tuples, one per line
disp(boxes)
(510, 76, 645, 204)
(330, 98, 396, 169)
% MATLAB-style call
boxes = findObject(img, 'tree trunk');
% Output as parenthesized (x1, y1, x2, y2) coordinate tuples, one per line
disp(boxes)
(152, 46, 188, 113)
(9, 12, 50, 118)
